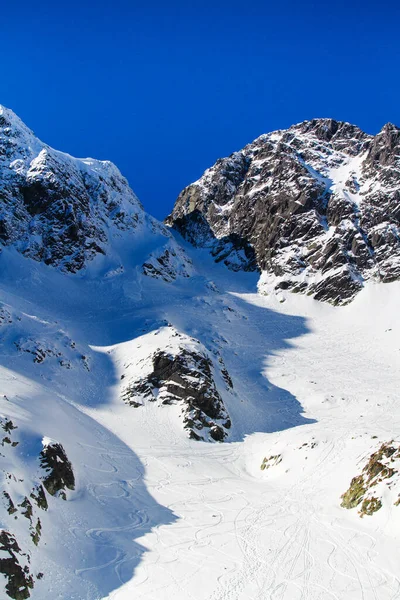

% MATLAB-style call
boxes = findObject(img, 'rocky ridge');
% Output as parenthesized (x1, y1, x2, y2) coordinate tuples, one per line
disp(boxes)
(0, 105, 192, 282)
(167, 118, 400, 304)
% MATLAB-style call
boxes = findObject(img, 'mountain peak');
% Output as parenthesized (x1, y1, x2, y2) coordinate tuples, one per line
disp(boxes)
(0, 105, 150, 273)
(0, 104, 36, 137)
(380, 121, 400, 133)
(168, 117, 400, 305)
(290, 118, 367, 143)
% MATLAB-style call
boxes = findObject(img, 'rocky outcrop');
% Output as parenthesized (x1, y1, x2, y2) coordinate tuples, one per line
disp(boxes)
(341, 441, 400, 517)
(14, 335, 90, 371)
(142, 239, 194, 282)
(120, 329, 231, 441)
(167, 118, 400, 304)
(0, 531, 34, 600)
(0, 305, 12, 325)
(39, 440, 75, 500)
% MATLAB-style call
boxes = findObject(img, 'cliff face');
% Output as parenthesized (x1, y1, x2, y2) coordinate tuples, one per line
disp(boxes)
(167, 119, 400, 304)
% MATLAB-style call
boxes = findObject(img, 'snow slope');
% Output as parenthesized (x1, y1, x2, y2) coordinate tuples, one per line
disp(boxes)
(99, 252, 400, 600)
(1, 237, 400, 599)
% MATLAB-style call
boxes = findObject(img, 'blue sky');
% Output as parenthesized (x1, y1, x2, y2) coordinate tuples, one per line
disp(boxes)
(2, 0, 399, 218)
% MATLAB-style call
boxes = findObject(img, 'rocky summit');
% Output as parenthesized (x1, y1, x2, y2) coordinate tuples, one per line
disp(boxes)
(167, 118, 400, 304)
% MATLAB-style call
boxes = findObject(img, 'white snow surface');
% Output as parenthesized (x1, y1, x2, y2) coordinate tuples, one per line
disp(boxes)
(0, 105, 137, 198)
(1, 229, 400, 600)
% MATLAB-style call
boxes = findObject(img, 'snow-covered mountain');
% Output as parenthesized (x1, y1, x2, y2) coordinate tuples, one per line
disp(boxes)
(167, 119, 400, 304)
(1, 107, 400, 600)
(0, 105, 193, 281)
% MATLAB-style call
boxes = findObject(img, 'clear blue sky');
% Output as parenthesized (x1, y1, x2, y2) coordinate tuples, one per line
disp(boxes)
(2, 0, 399, 218)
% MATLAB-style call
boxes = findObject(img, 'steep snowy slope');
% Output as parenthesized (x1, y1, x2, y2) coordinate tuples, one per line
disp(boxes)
(167, 119, 400, 304)
(1, 107, 400, 600)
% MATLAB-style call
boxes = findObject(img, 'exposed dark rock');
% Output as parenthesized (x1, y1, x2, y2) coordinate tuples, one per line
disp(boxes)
(0, 418, 18, 448)
(122, 344, 231, 441)
(3, 492, 17, 515)
(0, 531, 34, 599)
(30, 485, 48, 512)
(39, 441, 75, 499)
(0, 418, 48, 597)
(308, 267, 363, 306)
(0, 306, 12, 325)
(169, 210, 216, 247)
(1, 418, 17, 434)
(30, 520, 41, 547)
(364, 123, 400, 167)
(18, 497, 33, 521)
(14, 335, 91, 371)
(219, 364, 233, 389)
(14, 339, 60, 364)
(261, 454, 282, 470)
(16, 496, 43, 546)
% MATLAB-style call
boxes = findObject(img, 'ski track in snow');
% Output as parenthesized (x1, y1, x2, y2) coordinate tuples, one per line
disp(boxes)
(1, 242, 400, 600)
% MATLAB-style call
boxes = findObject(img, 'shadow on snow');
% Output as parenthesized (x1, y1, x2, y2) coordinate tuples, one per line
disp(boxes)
(0, 247, 315, 598)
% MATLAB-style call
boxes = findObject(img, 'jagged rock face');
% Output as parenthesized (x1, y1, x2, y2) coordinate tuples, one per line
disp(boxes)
(0, 106, 144, 272)
(39, 441, 75, 499)
(147, 349, 230, 441)
(167, 118, 400, 304)
(120, 328, 231, 441)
